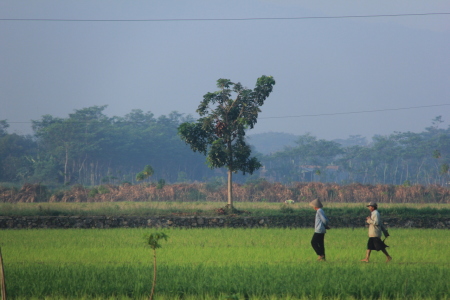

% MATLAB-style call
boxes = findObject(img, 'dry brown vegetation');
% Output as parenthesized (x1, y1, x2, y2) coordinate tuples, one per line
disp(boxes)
(1, 182, 449, 204)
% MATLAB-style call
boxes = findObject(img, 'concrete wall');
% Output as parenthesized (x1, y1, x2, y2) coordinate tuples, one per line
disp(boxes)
(1, 216, 449, 229)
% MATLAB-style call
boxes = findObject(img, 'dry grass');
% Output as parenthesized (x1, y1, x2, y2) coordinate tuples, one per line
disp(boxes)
(1, 182, 450, 204)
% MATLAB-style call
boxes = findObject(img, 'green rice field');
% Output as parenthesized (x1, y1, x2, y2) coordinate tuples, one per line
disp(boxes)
(0, 227, 449, 299)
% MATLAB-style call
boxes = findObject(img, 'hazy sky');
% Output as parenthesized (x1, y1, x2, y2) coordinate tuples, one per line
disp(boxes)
(1, 1, 450, 140)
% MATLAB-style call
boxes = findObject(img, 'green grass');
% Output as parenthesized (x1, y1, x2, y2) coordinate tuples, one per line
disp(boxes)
(1, 228, 449, 299)
(1, 201, 450, 218)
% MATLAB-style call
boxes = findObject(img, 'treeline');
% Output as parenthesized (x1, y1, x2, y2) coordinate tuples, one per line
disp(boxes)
(262, 116, 450, 186)
(0, 107, 449, 187)
(0, 106, 217, 186)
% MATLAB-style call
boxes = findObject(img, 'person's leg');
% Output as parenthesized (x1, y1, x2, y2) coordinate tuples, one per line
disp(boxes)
(381, 249, 392, 262)
(361, 238, 373, 262)
(311, 233, 325, 260)
(361, 249, 371, 262)
(311, 233, 320, 255)
(317, 233, 325, 260)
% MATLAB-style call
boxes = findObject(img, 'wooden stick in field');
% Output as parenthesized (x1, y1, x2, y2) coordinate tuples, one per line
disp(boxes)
(0, 247, 6, 300)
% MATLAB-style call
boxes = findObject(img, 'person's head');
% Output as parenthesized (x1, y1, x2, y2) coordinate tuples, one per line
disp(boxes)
(367, 202, 378, 211)
(309, 199, 323, 210)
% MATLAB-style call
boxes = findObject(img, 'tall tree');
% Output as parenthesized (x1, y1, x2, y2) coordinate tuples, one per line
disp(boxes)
(178, 76, 275, 210)
(0, 123, 36, 183)
(0, 120, 8, 137)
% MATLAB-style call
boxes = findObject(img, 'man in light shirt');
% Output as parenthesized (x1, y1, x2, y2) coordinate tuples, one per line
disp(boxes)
(361, 202, 392, 263)
(309, 198, 329, 261)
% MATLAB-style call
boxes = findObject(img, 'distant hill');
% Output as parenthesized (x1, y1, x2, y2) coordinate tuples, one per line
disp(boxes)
(247, 132, 298, 155)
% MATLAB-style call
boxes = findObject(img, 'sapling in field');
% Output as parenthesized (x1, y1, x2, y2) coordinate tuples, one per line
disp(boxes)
(145, 231, 169, 300)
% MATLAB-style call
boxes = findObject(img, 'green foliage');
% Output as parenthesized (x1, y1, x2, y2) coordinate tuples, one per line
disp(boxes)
(0, 132, 36, 182)
(2, 107, 450, 188)
(97, 185, 110, 194)
(439, 163, 449, 175)
(27, 107, 212, 186)
(262, 117, 450, 185)
(136, 165, 155, 182)
(433, 149, 441, 159)
(279, 204, 294, 214)
(88, 185, 109, 197)
(144, 231, 169, 250)
(178, 76, 275, 174)
(88, 187, 99, 198)
(156, 179, 166, 189)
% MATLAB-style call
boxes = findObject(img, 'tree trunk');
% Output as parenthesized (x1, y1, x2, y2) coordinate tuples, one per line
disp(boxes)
(149, 250, 157, 300)
(0, 247, 6, 300)
(64, 145, 69, 185)
(227, 169, 233, 210)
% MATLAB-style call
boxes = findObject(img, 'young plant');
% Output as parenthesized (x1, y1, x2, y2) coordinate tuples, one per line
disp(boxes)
(144, 231, 169, 300)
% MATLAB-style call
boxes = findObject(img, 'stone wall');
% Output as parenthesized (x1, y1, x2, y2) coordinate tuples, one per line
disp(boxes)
(1, 215, 449, 229)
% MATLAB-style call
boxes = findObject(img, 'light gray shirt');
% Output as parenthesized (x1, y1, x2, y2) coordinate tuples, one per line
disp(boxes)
(366, 210, 382, 237)
(315, 208, 329, 233)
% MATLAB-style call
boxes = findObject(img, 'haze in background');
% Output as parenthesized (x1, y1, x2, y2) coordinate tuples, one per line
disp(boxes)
(1, 0, 449, 140)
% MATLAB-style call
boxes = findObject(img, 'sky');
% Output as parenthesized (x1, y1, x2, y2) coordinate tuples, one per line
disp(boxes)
(1, 0, 450, 141)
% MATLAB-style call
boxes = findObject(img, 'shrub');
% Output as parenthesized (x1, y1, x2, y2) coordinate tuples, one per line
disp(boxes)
(97, 185, 110, 194)
(280, 204, 294, 214)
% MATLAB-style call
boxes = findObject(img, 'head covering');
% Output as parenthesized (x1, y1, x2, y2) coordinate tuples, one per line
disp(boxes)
(309, 198, 323, 208)
(367, 201, 378, 207)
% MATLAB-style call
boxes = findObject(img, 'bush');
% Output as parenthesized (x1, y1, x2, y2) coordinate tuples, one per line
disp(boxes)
(88, 188, 99, 198)
(280, 204, 294, 214)
(97, 185, 110, 194)
(157, 179, 166, 189)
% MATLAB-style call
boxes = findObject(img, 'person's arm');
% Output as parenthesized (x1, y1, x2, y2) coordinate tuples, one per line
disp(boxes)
(318, 209, 329, 226)
(366, 211, 379, 226)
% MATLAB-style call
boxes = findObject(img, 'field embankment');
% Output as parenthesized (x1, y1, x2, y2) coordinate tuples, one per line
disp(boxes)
(1, 202, 449, 229)
(1, 214, 449, 229)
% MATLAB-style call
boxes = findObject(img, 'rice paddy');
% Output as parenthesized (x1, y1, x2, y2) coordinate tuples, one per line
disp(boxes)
(1, 227, 449, 299)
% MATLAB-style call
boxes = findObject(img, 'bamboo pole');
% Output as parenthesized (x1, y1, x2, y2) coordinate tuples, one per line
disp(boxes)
(0, 247, 6, 300)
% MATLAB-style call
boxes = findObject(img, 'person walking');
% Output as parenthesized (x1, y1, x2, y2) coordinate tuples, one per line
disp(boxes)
(361, 202, 392, 263)
(309, 199, 329, 261)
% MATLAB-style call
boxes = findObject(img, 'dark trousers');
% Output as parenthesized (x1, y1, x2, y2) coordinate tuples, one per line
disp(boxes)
(311, 233, 325, 256)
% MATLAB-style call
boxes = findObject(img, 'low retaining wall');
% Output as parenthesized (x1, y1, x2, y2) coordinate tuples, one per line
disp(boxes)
(1, 216, 449, 229)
